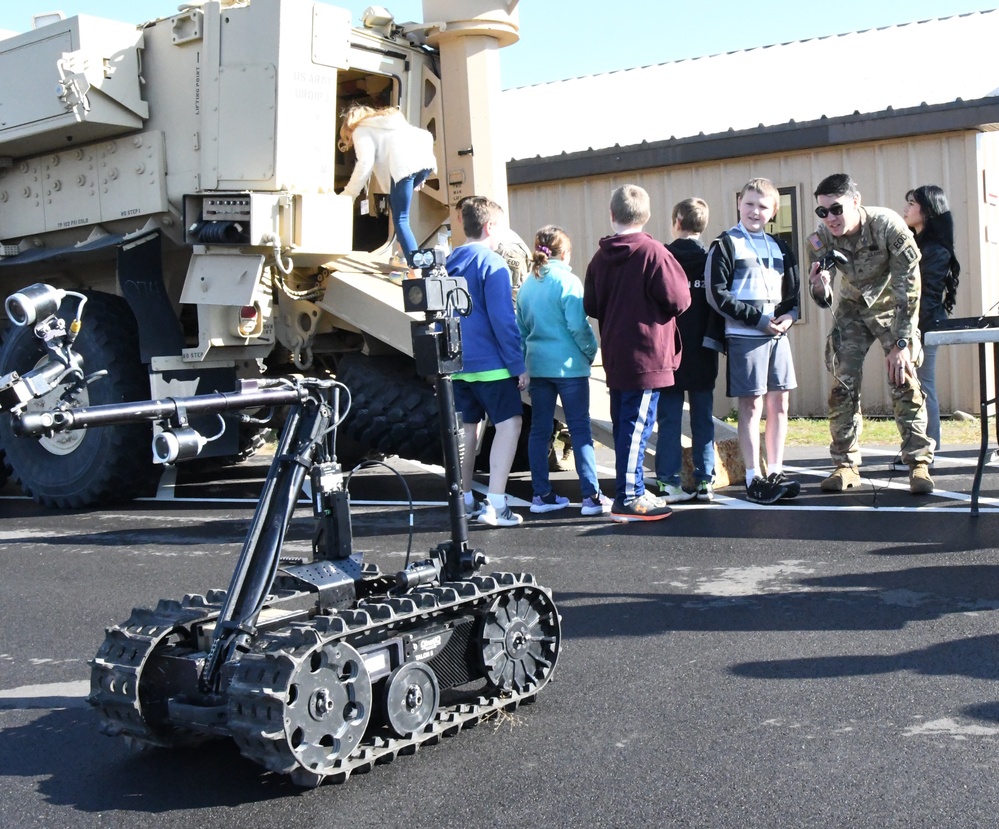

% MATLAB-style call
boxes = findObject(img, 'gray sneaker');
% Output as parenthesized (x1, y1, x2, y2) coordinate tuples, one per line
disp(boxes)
(580, 493, 613, 516)
(610, 491, 673, 523)
(530, 491, 571, 513)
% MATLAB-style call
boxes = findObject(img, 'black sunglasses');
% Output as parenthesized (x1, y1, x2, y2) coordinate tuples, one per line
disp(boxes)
(815, 203, 846, 219)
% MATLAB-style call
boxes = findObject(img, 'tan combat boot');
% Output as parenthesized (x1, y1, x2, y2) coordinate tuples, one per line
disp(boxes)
(820, 466, 861, 491)
(909, 462, 934, 495)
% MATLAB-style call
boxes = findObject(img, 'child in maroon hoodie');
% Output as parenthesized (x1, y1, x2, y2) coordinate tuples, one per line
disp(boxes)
(583, 185, 691, 522)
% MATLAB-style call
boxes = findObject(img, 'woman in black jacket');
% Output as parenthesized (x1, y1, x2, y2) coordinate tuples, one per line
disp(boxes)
(903, 184, 961, 452)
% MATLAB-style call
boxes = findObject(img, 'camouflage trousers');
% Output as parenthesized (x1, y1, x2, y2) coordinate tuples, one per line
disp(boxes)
(824, 303, 933, 468)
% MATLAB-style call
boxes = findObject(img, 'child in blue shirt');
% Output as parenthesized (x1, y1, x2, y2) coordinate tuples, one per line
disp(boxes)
(515, 226, 610, 516)
(447, 196, 527, 527)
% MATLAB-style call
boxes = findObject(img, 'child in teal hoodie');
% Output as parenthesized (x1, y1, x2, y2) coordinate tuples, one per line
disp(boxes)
(515, 226, 610, 516)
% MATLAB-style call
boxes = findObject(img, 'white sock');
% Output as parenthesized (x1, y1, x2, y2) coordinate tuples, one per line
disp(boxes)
(463, 491, 473, 507)
(487, 492, 506, 509)
(746, 468, 757, 487)
(770, 465, 783, 475)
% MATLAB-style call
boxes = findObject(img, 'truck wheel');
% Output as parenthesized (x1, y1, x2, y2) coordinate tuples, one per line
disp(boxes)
(0, 293, 159, 508)
(335, 354, 443, 466)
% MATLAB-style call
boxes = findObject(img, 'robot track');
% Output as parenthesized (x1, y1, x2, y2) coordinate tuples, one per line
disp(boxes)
(89, 573, 561, 786)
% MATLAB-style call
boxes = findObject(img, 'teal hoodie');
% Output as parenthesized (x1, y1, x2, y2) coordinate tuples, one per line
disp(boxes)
(515, 258, 598, 378)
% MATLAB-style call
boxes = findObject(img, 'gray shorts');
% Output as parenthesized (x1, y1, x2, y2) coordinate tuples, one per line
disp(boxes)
(726, 335, 797, 398)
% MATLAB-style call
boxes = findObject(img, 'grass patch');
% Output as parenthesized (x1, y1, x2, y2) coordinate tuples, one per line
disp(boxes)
(722, 413, 989, 447)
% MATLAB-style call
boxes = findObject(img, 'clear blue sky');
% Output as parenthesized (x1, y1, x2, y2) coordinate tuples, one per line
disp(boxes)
(1, 0, 996, 88)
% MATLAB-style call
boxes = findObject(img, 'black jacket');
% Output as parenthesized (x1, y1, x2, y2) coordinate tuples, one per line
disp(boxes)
(916, 239, 953, 332)
(665, 237, 725, 391)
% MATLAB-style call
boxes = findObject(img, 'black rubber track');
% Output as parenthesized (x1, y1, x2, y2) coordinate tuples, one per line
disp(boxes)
(0, 292, 160, 508)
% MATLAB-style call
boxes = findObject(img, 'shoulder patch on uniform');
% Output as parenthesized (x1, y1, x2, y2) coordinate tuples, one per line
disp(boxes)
(902, 244, 919, 264)
(807, 233, 823, 252)
(890, 234, 906, 252)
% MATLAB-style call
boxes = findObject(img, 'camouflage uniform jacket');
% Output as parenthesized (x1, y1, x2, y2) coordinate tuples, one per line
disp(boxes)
(807, 206, 921, 342)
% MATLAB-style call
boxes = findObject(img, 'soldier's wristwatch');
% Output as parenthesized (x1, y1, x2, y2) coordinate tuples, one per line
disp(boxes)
(895, 338, 908, 350)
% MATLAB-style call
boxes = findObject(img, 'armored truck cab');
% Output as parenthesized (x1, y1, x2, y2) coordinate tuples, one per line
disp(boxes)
(0, 0, 519, 506)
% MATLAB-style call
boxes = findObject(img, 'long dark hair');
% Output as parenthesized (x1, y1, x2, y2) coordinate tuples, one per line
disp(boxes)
(907, 184, 960, 314)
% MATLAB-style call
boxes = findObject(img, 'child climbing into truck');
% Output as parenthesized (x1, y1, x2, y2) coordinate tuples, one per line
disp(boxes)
(338, 104, 437, 268)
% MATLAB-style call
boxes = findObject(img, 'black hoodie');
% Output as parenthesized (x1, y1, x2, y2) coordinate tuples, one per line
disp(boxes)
(666, 237, 725, 391)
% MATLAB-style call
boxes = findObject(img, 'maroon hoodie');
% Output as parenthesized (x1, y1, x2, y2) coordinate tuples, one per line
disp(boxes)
(583, 231, 691, 390)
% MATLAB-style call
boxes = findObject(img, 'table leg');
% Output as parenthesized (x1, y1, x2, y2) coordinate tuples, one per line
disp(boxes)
(993, 342, 999, 448)
(971, 342, 989, 516)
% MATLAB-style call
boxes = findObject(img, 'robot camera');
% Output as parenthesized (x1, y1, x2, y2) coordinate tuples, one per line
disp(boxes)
(5, 283, 66, 327)
(153, 427, 208, 464)
(818, 249, 849, 275)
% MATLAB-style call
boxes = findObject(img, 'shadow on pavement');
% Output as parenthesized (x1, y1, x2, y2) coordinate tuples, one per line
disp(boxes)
(0, 708, 301, 811)
(555, 560, 999, 637)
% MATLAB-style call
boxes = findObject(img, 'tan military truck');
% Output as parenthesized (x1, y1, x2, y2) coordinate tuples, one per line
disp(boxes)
(0, 0, 519, 506)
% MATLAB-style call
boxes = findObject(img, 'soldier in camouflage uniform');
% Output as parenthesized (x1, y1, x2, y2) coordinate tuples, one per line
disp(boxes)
(496, 229, 532, 301)
(807, 173, 934, 495)
(456, 195, 531, 300)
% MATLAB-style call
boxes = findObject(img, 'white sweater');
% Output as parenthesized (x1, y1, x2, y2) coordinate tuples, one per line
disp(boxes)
(342, 111, 437, 198)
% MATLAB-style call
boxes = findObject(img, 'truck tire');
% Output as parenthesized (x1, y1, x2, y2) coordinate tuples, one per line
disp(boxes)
(0, 292, 159, 508)
(336, 354, 443, 465)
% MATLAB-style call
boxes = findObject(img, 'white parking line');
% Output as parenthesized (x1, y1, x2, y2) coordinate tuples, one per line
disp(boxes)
(0, 680, 89, 709)
(4, 454, 996, 513)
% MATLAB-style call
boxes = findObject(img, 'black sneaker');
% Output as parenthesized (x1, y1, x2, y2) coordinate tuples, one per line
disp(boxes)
(746, 475, 787, 505)
(766, 471, 800, 499)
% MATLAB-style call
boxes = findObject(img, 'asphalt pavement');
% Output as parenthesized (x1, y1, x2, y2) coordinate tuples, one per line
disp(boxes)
(2, 444, 999, 828)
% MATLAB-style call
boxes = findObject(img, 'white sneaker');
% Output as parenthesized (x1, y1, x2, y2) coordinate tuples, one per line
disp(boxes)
(477, 500, 523, 527)
(655, 481, 697, 504)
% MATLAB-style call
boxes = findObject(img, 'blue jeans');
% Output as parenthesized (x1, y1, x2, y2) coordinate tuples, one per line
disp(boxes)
(609, 388, 658, 503)
(389, 169, 431, 267)
(528, 376, 600, 499)
(916, 343, 940, 451)
(655, 387, 716, 485)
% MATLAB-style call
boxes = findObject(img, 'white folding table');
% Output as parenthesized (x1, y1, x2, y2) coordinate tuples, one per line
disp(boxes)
(924, 319, 999, 515)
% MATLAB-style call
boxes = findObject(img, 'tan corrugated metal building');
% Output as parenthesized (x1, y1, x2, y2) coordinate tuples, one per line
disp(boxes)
(502, 11, 999, 418)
